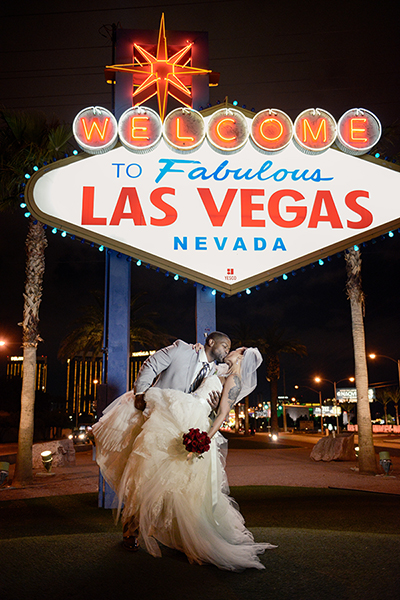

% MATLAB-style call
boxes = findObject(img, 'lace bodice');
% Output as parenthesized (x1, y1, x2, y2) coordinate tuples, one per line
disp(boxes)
(192, 373, 223, 405)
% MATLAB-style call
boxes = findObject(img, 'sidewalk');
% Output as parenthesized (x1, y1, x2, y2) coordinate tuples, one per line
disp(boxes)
(1, 432, 399, 501)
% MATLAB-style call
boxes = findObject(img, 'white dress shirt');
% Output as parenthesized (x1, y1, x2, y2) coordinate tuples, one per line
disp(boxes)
(191, 348, 215, 382)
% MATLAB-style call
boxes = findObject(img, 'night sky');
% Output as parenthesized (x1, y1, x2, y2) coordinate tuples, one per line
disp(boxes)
(1, 0, 400, 402)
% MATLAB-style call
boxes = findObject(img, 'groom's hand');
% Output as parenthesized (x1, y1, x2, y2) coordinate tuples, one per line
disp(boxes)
(207, 390, 221, 411)
(134, 393, 146, 411)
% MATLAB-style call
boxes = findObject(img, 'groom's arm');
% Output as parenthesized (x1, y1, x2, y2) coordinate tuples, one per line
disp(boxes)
(134, 340, 191, 411)
(134, 339, 189, 394)
(134, 342, 179, 393)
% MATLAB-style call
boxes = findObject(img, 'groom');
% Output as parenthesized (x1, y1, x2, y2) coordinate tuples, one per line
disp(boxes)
(133, 330, 231, 412)
(122, 330, 231, 551)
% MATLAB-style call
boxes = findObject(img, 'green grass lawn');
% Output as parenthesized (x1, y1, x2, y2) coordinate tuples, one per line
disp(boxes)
(0, 488, 399, 600)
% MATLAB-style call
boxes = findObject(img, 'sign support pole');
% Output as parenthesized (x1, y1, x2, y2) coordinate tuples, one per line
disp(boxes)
(196, 286, 216, 343)
(98, 28, 133, 508)
(99, 250, 131, 508)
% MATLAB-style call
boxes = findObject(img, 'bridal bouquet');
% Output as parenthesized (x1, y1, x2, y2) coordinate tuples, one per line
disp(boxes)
(183, 428, 211, 456)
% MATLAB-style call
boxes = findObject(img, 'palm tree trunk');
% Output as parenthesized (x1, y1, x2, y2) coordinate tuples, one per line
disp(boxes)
(14, 346, 37, 484)
(244, 396, 250, 435)
(345, 248, 377, 475)
(270, 378, 279, 435)
(13, 220, 47, 486)
(234, 404, 240, 433)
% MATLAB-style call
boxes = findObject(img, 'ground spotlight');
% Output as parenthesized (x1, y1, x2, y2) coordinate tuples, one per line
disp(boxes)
(0, 461, 9, 486)
(41, 450, 53, 473)
(379, 451, 392, 475)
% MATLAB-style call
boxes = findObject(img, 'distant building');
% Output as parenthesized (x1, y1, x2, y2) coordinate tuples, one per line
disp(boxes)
(66, 355, 102, 418)
(66, 351, 155, 419)
(6, 355, 47, 392)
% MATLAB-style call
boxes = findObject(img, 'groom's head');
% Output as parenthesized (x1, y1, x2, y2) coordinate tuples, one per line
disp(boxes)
(205, 331, 231, 363)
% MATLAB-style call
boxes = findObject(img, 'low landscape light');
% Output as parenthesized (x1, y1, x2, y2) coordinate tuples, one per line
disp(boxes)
(0, 462, 9, 486)
(379, 451, 392, 475)
(41, 450, 53, 473)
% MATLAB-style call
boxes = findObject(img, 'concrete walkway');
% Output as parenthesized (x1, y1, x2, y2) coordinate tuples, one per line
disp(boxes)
(1, 432, 399, 500)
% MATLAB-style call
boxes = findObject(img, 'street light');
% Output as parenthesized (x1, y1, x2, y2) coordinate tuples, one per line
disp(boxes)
(314, 377, 355, 433)
(0, 340, 21, 352)
(295, 384, 323, 432)
(93, 379, 99, 413)
(0, 340, 20, 348)
(368, 353, 400, 387)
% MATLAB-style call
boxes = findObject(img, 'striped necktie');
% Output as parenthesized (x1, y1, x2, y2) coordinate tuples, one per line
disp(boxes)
(190, 362, 209, 392)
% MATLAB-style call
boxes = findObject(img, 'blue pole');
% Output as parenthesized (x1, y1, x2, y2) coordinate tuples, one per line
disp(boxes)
(196, 286, 216, 343)
(99, 250, 131, 508)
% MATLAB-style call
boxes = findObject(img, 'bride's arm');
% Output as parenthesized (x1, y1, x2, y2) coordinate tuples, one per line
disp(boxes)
(207, 373, 242, 439)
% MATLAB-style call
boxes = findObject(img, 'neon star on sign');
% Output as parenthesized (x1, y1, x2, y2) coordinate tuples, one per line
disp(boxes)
(106, 14, 211, 121)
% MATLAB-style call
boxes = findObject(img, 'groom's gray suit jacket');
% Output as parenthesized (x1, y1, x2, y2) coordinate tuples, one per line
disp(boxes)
(135, 340, 215, 394)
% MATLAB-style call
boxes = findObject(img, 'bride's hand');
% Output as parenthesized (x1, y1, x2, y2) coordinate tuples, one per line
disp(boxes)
(207, 390, 221, 410)
(192, 342, 204, 353)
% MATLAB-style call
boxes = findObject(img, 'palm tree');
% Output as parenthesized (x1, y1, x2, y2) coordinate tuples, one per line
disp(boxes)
(58, 291, 172, 362)
(258, 325, 307, 436)
(0, 109, 72, 485)
(391, 388, 400, 426)
(377, 387, 400, 426)
(376, 390, 392, 424)
(230, 323, 307, 436)
(344, 248, 377, 474)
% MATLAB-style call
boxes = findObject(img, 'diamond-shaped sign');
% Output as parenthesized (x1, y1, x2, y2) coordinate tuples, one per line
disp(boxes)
(26, 115, 400, 295)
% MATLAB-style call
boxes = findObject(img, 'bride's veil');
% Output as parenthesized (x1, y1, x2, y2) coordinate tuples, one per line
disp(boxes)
(236, 347, 263, 405)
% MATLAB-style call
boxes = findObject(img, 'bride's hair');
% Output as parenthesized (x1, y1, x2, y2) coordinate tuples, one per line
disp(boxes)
(217, 348, 263, 405)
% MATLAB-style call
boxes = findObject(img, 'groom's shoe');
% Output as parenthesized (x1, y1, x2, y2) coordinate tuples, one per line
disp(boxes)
(122, 535, 139, 552)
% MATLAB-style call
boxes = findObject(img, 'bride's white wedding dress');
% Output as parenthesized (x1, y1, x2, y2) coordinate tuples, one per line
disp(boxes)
(93, 374, 275, 571)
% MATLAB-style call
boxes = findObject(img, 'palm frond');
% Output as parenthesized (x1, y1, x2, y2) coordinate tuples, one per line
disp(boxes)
(0, 109, 73, 212)
(58, 291, 173, 361)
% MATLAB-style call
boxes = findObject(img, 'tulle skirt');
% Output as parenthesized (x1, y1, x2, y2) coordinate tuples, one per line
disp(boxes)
(93, 388, 275, 570)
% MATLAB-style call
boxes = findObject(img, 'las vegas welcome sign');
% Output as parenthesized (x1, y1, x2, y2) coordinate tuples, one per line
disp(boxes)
(26, 103, 400, 295)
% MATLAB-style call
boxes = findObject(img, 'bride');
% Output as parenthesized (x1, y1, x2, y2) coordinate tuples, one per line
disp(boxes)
(93, 347, 276, 571)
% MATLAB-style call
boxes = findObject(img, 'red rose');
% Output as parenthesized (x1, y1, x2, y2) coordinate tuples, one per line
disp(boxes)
(183, 428, 211, 455)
